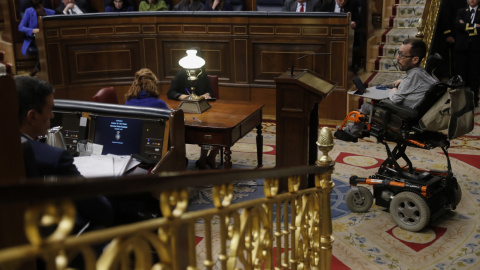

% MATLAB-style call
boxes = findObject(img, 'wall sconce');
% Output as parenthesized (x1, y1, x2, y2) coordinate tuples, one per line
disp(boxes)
(176, 49, 211, 114)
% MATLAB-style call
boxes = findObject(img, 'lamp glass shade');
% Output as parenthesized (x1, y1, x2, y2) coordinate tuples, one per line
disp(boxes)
(178, 50, 205, 69)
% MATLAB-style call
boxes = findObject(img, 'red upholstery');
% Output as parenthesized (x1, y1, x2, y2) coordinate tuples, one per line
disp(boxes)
(92, 87, 118, 104)
(207, 75, 219, 99)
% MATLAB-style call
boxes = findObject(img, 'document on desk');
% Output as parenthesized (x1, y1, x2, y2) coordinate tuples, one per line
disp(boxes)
(73, 154, 140, 177)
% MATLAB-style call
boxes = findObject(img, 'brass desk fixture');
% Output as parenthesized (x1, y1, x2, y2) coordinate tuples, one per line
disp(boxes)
(177, 50, 211, 114)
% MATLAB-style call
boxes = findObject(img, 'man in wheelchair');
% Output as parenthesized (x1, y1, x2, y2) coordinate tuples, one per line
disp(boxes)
(335, 38, 474, 231)
(336, 38, 436, 142)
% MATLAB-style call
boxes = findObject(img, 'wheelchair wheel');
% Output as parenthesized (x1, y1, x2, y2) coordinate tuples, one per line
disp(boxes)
(346, 186, 373, 213)
(389, 192, 430, 232)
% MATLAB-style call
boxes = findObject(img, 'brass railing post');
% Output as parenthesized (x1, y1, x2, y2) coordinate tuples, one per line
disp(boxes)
(315, 127, 335, 270)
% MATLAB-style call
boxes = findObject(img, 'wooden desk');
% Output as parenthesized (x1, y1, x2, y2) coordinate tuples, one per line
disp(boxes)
(163, 96, 264, 169)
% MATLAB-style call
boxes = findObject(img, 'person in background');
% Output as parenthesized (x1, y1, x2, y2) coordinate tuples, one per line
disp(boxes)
(453, 0, 480, 107)
(18, 0, 55, 77)
(139, 0, 168, 11)
(314, 0, 360, 29)
(16, 75, 114, 230)
(125, 68, 169, 109)
(105, 0, 134, 12)
(282, 0, 319, 12)
(56, 0, 96, 14)
(173, 0, 204, 11)
(167, 51, 220, 169)
(203, 0, 232, 11)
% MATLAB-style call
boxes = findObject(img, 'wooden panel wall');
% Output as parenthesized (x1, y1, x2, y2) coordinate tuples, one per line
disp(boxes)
(37, 12, 351, 119)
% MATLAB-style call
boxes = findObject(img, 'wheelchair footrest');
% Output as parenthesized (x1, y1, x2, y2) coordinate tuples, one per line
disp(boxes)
(334, 129, 358, 142)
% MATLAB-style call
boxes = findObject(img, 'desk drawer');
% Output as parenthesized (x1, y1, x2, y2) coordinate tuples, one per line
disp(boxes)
(185, 130, 229, 146)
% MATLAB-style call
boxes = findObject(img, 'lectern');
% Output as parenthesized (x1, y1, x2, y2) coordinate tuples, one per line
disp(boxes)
(274, 69, 336, 190)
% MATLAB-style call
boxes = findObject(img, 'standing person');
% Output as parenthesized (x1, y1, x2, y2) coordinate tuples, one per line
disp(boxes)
(105, 0, 134, 12)
(314, 0, 360, 30)
(454, 0, 480, 106)
(125, 68, 169, 109)
(203, 0, 233, 11)
(18, 0, 55, 77)
(173, 0, 204, 11)
(338, 38, 436, 140)
(315, 0, 362, 72)
(282, 0, 319, 12)
(139, 0, 168, 11)
(438, 0, 468, 78)
(56, 0, 96, 14)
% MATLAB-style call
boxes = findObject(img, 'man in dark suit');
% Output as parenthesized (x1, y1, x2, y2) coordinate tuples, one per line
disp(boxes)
(314, 0, 361, 30)
(16, 76, 81, 177)
(454, 0, 480, 106)
(56, 0, 96, 14)
(282, 0, 320, 12)
(17, 76, 115, 231)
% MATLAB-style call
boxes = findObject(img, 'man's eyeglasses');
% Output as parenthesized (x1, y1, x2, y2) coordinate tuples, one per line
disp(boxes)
(397, 52, 414, 59)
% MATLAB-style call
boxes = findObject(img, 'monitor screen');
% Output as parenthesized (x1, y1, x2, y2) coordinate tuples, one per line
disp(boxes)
(91, 115, 167, 162)
(94, 116, 143, 156)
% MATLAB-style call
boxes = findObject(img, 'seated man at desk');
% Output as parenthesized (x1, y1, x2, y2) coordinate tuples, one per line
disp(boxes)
(338, 38, 436, 140)
(16, 76, 114, 230)
(56, 0, 96, 14)
(167, 60, 219, 169)
(17, 76, 81, 177)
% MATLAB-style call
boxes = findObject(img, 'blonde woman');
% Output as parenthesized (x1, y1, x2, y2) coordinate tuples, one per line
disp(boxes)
(125, 68, 168, 109)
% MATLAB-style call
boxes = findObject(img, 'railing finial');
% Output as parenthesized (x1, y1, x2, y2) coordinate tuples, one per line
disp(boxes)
(316, 127, 334, 164)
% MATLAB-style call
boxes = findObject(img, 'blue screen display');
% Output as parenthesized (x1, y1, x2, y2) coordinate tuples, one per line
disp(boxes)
(94, 116, 143, 156)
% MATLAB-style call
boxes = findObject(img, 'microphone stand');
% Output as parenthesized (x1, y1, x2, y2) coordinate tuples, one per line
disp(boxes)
(290, 52, 331, 76)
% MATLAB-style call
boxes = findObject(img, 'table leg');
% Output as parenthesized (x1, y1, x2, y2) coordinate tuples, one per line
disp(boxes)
(224, 147, 232, 169)
(256, 124, 263, 167)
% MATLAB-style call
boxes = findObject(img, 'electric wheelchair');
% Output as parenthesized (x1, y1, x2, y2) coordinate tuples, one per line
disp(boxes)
(336, 76, 468, 232)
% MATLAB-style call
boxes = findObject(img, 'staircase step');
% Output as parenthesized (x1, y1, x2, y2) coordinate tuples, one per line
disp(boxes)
(379, 44, 402, 57)
(382, 28, 419, 44)
(390, 16, 421, 28)
(396, 0, 426, 4)
(393, 4, 425, 17)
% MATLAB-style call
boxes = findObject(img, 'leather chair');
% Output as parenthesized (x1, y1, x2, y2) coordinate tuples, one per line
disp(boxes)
(92, 86, 119, 104)
(230, 0, 244, 11)
(256, 0, 285, 11)
(207, 75, 219, 99)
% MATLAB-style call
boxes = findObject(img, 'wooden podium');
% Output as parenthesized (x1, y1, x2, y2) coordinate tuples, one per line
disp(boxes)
(274, 70, 336, 190)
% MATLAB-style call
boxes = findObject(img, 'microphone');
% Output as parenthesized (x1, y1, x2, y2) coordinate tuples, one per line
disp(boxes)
(290, 53, 331, 76)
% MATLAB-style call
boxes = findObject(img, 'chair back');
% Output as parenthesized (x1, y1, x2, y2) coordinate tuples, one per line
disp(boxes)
(256, 0, 285, 11)
(414, 82, 450, 119)
(92, 86, 119, 104)
(230, 0, 244, 11)
(207, 75, 219, 99)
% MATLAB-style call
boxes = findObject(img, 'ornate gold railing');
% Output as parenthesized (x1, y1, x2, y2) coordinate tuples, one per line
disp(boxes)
(417, 0, 442, 67)
(0, 128, 335, 270)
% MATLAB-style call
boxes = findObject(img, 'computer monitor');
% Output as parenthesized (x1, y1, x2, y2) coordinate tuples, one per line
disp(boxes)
(89, 114, 167, 162)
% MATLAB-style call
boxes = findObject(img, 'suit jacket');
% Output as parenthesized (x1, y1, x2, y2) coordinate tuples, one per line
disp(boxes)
(55, 0, 96, 14)
(21, 134, 81, 177)
(454, 7, 480, 52)
(282, 0, 319, 12)
(18, 7, 55, 57)
(314, 0, 361, 28)
(440, 0, 467, 39)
